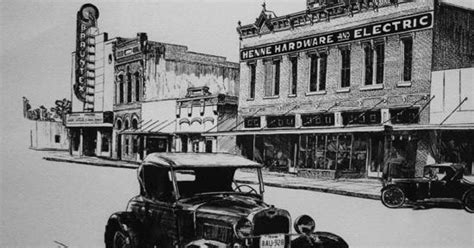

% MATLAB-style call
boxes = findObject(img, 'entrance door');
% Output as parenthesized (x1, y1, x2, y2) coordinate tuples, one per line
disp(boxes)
(147, 137, 168, 153)
(368, 136, 384, 177)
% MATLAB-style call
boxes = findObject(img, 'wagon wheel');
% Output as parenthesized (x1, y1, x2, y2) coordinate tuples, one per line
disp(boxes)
(462, 189, 474, 213)
(381, 186, 406, 208)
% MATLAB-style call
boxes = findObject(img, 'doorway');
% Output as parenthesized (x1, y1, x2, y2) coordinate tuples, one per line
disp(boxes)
(368, 135, 384, 177)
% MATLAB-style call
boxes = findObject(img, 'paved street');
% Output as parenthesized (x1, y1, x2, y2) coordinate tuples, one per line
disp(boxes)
(1, 140, 473, 247)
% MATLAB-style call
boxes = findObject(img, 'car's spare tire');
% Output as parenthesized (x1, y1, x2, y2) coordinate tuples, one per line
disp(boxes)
(381, 186, 406, 208)
(462, 189, 474, 213)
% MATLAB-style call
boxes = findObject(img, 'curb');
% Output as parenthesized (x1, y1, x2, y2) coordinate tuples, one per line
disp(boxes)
(44, 156, 380, 201)
(237, 179, 380, 200)
(43, 157, 138, 170)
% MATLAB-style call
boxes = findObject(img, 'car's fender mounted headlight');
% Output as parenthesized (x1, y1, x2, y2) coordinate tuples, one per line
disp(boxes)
(234, 218, 253, 239)
(293, 215, 315, 235)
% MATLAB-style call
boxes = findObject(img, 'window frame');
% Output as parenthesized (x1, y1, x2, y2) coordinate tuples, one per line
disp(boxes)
(400, 36, 413, 85)
(340, 46, 351, 89)
(307, 51, 327, 94)
(248, 62, 256, 100)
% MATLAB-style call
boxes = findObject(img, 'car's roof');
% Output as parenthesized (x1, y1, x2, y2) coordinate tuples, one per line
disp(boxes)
(424, 163, 464, 170)
(142, 152, 262, 169)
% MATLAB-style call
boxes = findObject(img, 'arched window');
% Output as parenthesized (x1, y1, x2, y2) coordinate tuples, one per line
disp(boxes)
(135, 72, 141, 102)
(118, 75, 124, 104)
(132, 118, 139, 130)
(127, 72, 132, 103)
(116, 119, 123, 130)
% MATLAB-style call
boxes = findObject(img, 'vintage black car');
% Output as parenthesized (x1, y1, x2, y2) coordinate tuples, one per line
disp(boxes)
(381, 163, 474, 212)
(105, 153, 348, 248)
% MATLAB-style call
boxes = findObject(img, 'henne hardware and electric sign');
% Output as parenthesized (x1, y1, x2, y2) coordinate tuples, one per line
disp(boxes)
(240, 12, 433, 61)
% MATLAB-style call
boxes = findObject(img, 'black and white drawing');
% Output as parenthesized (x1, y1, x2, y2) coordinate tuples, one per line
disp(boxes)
(1, 0, 473, 247)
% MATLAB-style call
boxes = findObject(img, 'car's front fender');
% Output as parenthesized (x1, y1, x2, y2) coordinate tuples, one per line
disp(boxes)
(290, 232, 349, 248)
(104, 211, 140, 245)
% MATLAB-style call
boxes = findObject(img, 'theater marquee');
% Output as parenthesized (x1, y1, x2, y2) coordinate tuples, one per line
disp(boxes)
(240, 12, 433, 61)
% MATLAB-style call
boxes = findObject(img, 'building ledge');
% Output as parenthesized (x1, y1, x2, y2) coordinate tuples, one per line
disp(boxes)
(360, 84, 384, 91)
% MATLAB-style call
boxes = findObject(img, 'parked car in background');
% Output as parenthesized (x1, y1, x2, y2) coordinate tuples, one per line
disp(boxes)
(105, 153, 348, 248)
(381, 163, 474, 213)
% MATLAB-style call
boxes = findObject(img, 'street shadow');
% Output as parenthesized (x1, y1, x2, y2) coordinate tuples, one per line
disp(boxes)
(405, 201, 465, 212)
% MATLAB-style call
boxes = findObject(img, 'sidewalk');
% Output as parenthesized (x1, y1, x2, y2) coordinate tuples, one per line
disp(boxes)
(41, 150, 382, 200)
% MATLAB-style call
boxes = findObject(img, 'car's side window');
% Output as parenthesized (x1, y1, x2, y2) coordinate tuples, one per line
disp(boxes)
(138, 165, 174, 202)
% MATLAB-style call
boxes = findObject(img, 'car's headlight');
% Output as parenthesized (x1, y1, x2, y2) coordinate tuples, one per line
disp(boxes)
(294, 215, 315, 235)
(234, 218, 253, 239)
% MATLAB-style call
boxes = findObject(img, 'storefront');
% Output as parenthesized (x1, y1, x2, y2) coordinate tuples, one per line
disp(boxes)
(66, 112, 113, 157)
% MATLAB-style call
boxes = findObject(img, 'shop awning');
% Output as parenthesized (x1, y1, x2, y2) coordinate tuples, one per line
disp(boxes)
(119, 119, 176, 135)
(202, 125, 385, 136)
(391, 124, 474, 131)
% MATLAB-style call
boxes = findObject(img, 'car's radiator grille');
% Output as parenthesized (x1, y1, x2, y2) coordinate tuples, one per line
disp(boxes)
(202, 223, 233, 243)
(253, 210, 290, 235)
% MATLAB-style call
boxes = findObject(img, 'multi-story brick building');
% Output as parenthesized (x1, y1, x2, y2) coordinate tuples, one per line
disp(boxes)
(228, 0, 473, 178)
(112, 33, 239, 162)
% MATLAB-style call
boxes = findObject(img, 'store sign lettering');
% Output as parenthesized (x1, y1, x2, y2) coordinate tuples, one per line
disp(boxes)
(66, 113, 104, 125)
(240, 12, 433, 61)
(244, 117, 261, 128)
(390, 108, 419, 124)
(342, 111, 381, 125)
(302, 113, 334, 127)
(267, 115, 295, 128)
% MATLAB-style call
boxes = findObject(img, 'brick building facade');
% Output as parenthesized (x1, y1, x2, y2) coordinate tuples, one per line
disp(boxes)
(111, 33, 239, 162)
(230, 0, 473, 178)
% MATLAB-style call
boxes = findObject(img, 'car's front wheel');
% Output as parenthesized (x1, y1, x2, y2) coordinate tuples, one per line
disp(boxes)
(462, 189, 474, 213)
(381, 186, 406, 208)
(110, 229, 138, 248)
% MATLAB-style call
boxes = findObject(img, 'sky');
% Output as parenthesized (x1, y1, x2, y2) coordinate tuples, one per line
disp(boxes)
(0, 0, 472, 130)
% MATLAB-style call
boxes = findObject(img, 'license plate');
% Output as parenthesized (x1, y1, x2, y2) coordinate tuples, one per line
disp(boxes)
(260, 234, 285, 248)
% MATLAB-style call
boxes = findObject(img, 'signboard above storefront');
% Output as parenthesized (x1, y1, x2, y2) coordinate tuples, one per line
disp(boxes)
(267, 115, 295, 128)
(244, 117, 261, 128)
(65, 112, 113, 127)
(240, 12, 433, 61)
(342, 111, 381, 125)
(301, 113, 334, 127)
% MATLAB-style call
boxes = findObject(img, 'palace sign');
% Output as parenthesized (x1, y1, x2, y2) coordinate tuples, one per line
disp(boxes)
(240, 12, 433, 61)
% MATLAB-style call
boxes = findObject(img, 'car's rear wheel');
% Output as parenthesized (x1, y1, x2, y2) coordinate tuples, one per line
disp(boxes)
(381, 186, 405, 208)
(111, 229, 137, 248)
(462, 189, 474, 213)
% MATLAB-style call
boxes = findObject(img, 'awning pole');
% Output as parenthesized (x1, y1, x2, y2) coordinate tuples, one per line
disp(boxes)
(408, 95, 435, 124)
(229, 108, 264, 131)
(345, 98, 385, 126)
(260, 105, 299, 130)
(382, 95, 434, 124)
(440, 97, 468, 125)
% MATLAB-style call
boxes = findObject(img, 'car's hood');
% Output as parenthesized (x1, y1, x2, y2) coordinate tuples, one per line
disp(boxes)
(179, 194, 269, 220)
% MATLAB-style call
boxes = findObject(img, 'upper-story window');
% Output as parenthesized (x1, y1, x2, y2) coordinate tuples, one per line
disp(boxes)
(118, 75, 124, 104)
(364, 41, 385, 86)
(249, 63, 256, 99)
(127, 72, 132, 103)
(289, 56, 298, 95)
(401, 37, 413, 82)
(340, 47, 351, 88)
(264, 59, 280, 97)
(308, 52, 327, 92)
(134, 72, 141, 102)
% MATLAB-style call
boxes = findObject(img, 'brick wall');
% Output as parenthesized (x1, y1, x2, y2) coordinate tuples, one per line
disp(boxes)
(432, 3, 474, 71)
(239, 28, 433, 124)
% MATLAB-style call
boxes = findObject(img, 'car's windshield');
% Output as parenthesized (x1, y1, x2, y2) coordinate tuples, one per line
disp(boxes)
(173, 167, 262, 199)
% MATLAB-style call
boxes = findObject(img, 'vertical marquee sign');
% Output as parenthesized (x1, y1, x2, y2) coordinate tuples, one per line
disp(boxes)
(74, 4, 99, 111)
